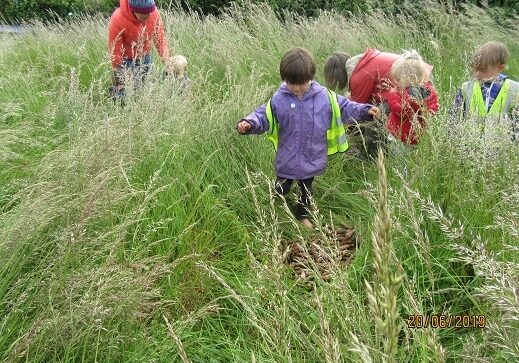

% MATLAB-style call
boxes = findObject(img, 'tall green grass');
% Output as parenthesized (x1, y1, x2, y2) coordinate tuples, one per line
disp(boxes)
(0, 1, 518, 362)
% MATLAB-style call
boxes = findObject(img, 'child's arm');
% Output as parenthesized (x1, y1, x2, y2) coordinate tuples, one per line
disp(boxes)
(152, 12, 170, 64)
(108, 18, 124, 69)
(236, 104, 270, 134)
(380, 87, 435, 119)
(511, 103, 519, 141)
(380, 89, 404, 116)
(337, 95, 379, 125)
(450, 89, 465, 121)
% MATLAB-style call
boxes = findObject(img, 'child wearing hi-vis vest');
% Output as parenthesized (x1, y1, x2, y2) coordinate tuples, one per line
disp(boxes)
(237, 47, 380, 228)
(451, 41, 519, 140)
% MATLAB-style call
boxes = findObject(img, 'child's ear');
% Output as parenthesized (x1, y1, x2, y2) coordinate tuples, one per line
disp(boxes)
(499, 64, 506, 72)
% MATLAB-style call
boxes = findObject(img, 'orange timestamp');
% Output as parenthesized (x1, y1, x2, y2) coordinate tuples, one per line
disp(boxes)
(407, 314, 486, 329)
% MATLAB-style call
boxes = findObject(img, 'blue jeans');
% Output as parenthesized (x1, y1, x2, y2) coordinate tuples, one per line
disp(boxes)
(122, 53, 152, 88)
(110, 54, 152, 100)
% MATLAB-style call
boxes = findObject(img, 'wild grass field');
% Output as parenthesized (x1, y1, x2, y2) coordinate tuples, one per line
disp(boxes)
(0, 1, 518, 362)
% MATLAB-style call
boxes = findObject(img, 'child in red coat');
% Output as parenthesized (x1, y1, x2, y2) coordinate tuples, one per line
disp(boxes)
(378, 50, 439, 147)
(107, 0, 188, 100)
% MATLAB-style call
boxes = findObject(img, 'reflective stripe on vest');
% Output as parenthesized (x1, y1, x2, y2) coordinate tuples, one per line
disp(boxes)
(462, 78, 519, 116)
(265, 89, 348, 156)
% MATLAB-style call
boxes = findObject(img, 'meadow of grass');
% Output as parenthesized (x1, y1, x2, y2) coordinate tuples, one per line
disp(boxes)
(0, 1, 518, 362)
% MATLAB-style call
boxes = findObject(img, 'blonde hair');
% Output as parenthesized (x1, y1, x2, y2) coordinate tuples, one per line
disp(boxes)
(390, 50, 427, 87)
(170, 55, 187, 77)
(471, 41, 509, 69)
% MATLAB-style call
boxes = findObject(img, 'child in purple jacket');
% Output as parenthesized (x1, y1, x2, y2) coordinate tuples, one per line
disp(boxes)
(237, 47, 379, 228)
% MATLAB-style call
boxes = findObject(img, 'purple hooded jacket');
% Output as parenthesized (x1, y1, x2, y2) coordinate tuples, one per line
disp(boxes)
(240, 81, 374, 179)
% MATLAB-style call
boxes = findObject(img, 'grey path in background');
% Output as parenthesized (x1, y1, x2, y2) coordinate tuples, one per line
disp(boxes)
(0, 25, 26, 34)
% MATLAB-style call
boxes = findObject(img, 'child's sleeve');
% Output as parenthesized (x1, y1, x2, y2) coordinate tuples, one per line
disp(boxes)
(511, 103, 519, 142)
(449, 89, 465, 121)
(238, 104, 270, 134)
(153, 12, 170, 62)
(337, 94, 374, 125)
(380, 89, 404, 116)
(108, 17, 124, 68)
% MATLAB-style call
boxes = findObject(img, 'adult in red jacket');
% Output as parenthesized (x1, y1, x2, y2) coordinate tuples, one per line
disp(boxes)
(108, 0, 174, 97)
(324, 49, 434, 103)
(324, 49, 436, 157)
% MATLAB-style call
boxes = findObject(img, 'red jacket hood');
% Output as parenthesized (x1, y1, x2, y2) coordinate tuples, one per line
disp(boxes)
(119, 0, 155, 25)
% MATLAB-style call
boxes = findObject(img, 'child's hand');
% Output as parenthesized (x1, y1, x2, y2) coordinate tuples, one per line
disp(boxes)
(237, 121, 252, 134)
(368, 107, 381, 118)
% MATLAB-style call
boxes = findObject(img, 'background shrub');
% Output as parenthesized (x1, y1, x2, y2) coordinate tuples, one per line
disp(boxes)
(1, 0, 518, 23)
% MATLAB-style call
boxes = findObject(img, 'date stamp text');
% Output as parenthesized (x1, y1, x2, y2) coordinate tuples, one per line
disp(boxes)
(407, 315, 486, 329)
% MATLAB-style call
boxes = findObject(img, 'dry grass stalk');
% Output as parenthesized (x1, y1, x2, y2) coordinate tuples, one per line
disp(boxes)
(196, 262, 276, 348)
(399, 180, 465, 242)
(454, 239, 519, 362)
(7, 318, 46, 361)
(349, 332, 374, 363)
(163, 314, 192, 363)
(409, 183, 518, 360)
(403, 274, 446, 362)
(314, 291, 341, 363)
(365, 148, 404, 363)
(391, 171, 435, 283)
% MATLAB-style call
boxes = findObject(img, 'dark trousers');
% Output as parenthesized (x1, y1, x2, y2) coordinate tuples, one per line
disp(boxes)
(110, 54, 152, 101)
(275, 177, 314, 220)
(348, 101, 390, 160)
(349, 120, 387, 160)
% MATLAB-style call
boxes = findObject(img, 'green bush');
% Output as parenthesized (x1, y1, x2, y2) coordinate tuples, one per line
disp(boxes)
(1, 0, 118, 22)
(0, 0, 517, 23)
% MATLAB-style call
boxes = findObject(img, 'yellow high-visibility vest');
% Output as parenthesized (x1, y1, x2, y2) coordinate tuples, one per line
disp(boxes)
(265, 89, 348, 156)
(462, 78, 519, 117)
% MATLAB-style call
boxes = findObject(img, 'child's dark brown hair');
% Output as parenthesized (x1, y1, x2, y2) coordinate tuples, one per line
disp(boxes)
(324, 52, 350, 90)
(279, 47, 316, 84)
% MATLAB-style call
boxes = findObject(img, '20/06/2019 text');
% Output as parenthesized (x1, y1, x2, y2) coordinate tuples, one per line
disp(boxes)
(407, 315, 486, 329)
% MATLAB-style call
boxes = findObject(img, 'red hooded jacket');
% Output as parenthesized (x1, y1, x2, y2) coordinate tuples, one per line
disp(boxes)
(348, 49, 433, 104)
(380, 82, 439, 144)
(108, 0, 169, 68)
